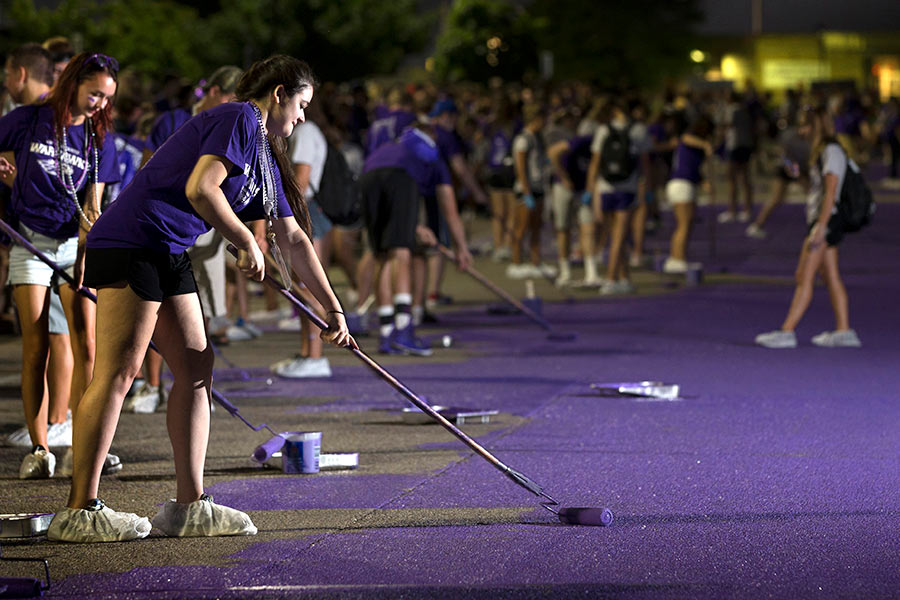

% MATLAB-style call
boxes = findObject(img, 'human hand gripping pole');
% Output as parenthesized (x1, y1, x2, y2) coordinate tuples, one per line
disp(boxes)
(0, 217, 281, 438)
(225, 243, 611, 526)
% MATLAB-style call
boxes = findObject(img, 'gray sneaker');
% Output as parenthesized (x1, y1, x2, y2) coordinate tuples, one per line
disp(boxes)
(755, 330, 797, 348)
(811, 329, 861, 347)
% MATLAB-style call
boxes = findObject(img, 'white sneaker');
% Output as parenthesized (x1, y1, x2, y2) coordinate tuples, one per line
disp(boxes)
(55, 448, 123, 478)
(737, 210, 751, 223)
(491, 247, 511, 262)
(717, 211, 736, 224)
(662, 257, 688, 274)
(277, 316, 301, 332)
(151, 494, 257, 537)
(811, 329, 861, 347)
(226, 325, 254, 341)
(579, 274, 604, 288)
(122, 383, 166, 414)
(46, 419, 73, 446)
(19, 447, 56, 479)
(505, 264, 528, 279)
(600, 280, 634, 295)
(5, 424, 32, 447)
(539, 263, 558, 278)
(628, 254, 644, 268)
(745, 223, 767, 239)
(755, 330, 797, 348)
(271, 356, 332, 379)
(48, 499, 151, 543)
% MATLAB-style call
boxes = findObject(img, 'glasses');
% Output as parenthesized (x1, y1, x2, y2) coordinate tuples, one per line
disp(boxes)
(85, 53, 119, 75)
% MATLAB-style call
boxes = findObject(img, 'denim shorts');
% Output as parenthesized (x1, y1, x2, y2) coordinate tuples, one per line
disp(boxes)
(601, 190, 636, 212)
(8, 224, 77, 287)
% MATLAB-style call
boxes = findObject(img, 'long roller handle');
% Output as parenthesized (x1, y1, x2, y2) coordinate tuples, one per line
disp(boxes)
(435, 245, 554, 332)
(226, 244, 540, 484)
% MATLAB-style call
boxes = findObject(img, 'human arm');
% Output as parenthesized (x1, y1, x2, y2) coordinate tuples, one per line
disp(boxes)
(185, 154, 264, 280)
(435, 183, 473, 271)
(547, 140, 573, 191)
(272, 215, 355, 348)
(809, 172, 839, 249)
(72, 182, 105, 289)
(681, 133, 713, 156)
(0, 152, 15, 188)
(449, 154, 488, 205)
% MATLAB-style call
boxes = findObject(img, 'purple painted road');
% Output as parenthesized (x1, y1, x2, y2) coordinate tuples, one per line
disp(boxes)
(47, 202, 899, 599)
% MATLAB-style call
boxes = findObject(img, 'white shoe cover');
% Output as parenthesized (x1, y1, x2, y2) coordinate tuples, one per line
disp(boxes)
(48, 501, 151, 542)
(151, 494, 257, 537)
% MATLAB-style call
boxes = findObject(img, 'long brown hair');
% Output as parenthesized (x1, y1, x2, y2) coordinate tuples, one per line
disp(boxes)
(801, 105, 838, 168)
(235, 55, 317, 238)
(44, 52, 118, 146)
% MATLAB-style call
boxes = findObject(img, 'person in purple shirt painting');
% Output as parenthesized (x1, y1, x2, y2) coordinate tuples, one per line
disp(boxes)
(0, 52, 120, 481)
(360, 124, 472, 356)
(48, 55, 354, 543)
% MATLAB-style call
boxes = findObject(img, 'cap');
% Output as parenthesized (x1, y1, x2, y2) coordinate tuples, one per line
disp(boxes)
(428, 99, 458, 118)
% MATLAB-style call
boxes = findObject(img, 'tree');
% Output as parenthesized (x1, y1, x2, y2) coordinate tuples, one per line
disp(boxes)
(432, 0, 544, 83)
(530, 0, 702, 88)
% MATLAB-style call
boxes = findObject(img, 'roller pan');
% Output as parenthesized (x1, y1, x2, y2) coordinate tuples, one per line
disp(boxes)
(0, 513, 54, 538)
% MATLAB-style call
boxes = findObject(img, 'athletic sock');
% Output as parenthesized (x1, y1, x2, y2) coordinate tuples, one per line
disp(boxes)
(412, 305, 424, 327)
(377, 305, 395, 338)
(393, 293, 412, 330)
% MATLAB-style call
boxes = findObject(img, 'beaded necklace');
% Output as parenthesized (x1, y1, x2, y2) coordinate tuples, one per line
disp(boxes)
(55, 117, 100, 228)
(249, 102, 292, 290)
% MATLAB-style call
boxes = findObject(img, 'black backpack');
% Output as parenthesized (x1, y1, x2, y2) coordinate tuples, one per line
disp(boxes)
(599, 124, 636, 183)
(313, 144, 360, 226)
(830, 147, 874, 232)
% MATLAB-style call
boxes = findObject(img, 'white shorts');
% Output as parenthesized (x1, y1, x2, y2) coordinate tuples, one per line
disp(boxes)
(188, 229, 226, 319)
(665, 179, 697, 205)
(551, 183, 593, 231)
(8, 224, 77, 287)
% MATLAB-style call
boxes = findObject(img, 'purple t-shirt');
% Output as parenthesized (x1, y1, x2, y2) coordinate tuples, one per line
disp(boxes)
(363, 139, 451, 198)
(669, 141, 706, 184)
(88, 102, 291, 253)
(435, 124, 463, 162)
(145, 108, 192, 153)
(366, 109, 417, 155)
(0, 104, 120, 239)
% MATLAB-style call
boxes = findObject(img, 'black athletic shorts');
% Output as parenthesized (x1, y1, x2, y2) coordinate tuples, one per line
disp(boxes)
(359, 167, 419, 253)
(729, 146, 753, 164)
(487, 165, 516, 190)
(84, 247, 198, 302)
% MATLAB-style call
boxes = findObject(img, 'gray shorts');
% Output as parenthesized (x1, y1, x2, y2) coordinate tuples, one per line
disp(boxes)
(551, 183, 593, 231)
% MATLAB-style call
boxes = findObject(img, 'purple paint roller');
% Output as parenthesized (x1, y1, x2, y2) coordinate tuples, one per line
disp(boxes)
(251, 433, 287, 464)
(556, 507, 615, 527)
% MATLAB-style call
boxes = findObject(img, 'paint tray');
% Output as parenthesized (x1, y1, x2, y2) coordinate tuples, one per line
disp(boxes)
(590, 381, 681, 401)
(259, 452, 358, 471)
(0, 513, 54, 538)
(402, 406, 499, 425)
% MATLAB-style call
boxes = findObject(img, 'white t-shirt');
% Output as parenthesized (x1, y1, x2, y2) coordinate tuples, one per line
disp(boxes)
(590, 119, 649, 193)
(806, 142, 848, 225)
(289, 121, 327, 198)
(512, 129, 547, 194)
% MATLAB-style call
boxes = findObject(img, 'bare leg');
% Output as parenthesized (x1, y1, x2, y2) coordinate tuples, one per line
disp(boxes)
(412, 254, 427, 310)
(741, 162, 754, 214)
(490, 189, 506, 250)
(753, 177, 787, 229)
(670, 202, 696, 261)
(605, 210, 630, 281)
(47, 332, 73, 423)
(354, 250, 376, 312)
(821, 246, 850, 331)
(152, 293, 215, 503)
(58, 284, 96, 415)
(67, 286, 159, 508)
(12, 285, 51, 449)
(527, 199, 543, 265)
(780, 240, 827, 332)
(511, 203, 530, 265)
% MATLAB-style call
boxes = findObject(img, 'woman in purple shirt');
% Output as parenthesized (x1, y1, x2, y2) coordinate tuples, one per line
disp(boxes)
(48, 55, 354, 543)
(0, 52, 119, 480)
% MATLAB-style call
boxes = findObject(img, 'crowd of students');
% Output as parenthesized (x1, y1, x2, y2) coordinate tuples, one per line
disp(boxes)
(1, 38, 896, 542)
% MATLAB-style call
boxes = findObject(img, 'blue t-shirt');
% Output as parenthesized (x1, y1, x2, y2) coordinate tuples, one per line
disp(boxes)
(434, 124, 464, 163)
(145, 108, 192, 153)
(0, 104, 120, 239)
(363, 136, 451, 198)
(88, 102, 291, 253)
(104, 133, 145, 205)
(366, 109, 417, 155)
(488, 128, 513, 170)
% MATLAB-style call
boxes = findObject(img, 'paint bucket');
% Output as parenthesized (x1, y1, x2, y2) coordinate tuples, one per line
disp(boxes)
(282, 432, 321, 474)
